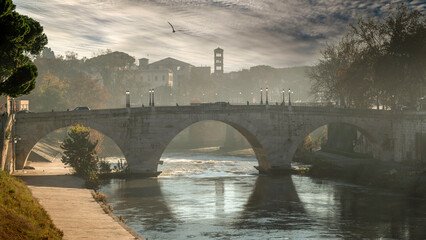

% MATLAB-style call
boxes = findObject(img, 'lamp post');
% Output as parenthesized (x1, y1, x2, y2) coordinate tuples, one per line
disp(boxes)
(288, 88, 292, 107)
(260, 88, 263, 105)
(149, 89, 152, 106)
(266, 88, 269, 105)
(282, 89, 285, 106)
(239, 91, 242, 103)
(126, 90, 130, 108)
(152, 89, 155, 106)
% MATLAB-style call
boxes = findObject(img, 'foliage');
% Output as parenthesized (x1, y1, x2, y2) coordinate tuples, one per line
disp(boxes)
(0, 169, 63, 239)
(98, 159, 111, 174)
(0, 0, 47, 97)
(92, 191, 114, 214)
(113, 159, 129, 173)
(66, 72, 109, 108)
(60, 124, 99, 181)
(30, 73, 68, 112)
(310, 3, 426, 108)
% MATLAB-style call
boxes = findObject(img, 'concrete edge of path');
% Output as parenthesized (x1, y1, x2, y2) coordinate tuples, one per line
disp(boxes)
(90, 190, 143, 240)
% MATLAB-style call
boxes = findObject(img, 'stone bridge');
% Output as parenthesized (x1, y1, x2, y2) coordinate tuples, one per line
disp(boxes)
(14, 105, 426, 175)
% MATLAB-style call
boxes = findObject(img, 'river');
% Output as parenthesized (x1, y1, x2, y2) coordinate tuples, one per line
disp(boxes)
(100, 153, 426, 239)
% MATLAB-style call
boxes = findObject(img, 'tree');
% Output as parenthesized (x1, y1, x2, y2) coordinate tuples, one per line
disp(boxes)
(66, 72, 109, 109)
(60, 124, 99, 180)
(310, 3, 425, 109)
(0, 0, 47, 97)
(29, 72, 68, 112)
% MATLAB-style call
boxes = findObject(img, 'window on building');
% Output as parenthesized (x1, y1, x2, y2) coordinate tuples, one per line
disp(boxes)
(177, 66, 181, 71)
(216, 53, 222, 57)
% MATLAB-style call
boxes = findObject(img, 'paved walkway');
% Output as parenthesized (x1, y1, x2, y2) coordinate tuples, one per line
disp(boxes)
(14, 158, 142, 240)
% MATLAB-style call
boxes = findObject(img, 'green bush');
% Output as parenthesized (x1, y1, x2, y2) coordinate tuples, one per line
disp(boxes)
(60, 124, 100, 189)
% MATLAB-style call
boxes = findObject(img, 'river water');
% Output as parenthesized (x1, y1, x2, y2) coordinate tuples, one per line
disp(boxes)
(100, 153, 426, 240)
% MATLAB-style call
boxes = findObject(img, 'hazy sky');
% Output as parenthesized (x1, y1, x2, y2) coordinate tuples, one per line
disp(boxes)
(14, 0, 425, 71)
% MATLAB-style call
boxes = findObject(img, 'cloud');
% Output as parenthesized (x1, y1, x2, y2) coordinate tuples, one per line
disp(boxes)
(14, 0, 425, 71)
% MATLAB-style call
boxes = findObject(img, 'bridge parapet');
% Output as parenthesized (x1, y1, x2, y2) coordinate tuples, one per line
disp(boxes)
(12, 105, 426, 174)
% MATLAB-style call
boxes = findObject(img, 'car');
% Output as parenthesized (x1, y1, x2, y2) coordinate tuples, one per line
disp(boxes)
(72, 106, 91, 111)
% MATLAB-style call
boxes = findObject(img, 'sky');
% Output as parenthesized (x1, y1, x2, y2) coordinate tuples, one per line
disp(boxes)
(14, 0, 426, 72)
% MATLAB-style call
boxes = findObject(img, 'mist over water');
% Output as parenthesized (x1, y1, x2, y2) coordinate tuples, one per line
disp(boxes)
(100, 153, 426, 240)
(158, 153, 258, 177)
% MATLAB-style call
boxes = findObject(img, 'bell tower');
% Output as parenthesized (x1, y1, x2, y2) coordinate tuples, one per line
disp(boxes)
(214, 47, 224, 75)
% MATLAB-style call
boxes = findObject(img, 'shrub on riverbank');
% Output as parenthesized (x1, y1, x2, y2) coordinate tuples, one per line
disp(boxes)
(304, 158, 426, 199)
(0, 170, 63, 239)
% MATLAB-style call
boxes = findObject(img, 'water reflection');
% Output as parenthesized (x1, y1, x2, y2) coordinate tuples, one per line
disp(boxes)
(334, 185, 426, 239)
(100, 159, 426, 239)
(101, 178, 178, 232)
(235, 175, 308, 230)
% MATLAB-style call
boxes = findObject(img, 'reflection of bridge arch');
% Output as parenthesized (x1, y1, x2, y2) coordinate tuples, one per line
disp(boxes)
(235, 175, 307, 229)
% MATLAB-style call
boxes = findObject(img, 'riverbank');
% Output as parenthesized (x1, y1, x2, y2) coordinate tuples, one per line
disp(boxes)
(0, 169, 63, 239)
(295, 151, 426, 199)
(14, 150, 143, 239)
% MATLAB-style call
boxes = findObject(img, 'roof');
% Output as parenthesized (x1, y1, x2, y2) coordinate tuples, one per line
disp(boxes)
(149, 57, 194, 68)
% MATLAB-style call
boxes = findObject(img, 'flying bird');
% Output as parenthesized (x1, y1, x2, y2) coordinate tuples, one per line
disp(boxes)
(168, 21, 176, 33)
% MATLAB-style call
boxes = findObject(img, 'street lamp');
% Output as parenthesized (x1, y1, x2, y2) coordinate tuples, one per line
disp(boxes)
(260, 88, 263, 105)
(288, 88, 292, 107)
(152, 89, 155, 106)
(282, 89, 285, 106)
(266, 88, 269, 105)
(149, 89, 152, 106)
(126, 90, 130, 108)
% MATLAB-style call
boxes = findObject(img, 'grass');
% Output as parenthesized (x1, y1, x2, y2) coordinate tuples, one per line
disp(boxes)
(92, 191, 114, 214)
(0, 170, 63, 239)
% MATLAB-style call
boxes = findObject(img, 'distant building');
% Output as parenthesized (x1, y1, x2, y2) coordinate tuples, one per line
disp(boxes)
(140, 69, 173, 88)
(214, 47, 224, 75)
(149, 57, 193, 90)
(138, 58, 149, 69)
(16, 100, 29, 111)
(191, 66, 211, 82)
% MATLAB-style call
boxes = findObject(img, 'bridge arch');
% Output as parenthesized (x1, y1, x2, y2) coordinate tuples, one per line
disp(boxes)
(156, 118, 269, 173)
(15, 120, 127, 170)
(289, 120, 381, 163)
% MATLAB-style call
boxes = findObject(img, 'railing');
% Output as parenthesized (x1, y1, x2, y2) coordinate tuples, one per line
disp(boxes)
(14, 102, 426, 120)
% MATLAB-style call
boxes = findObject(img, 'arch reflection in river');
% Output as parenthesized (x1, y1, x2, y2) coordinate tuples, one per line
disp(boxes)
(100, 171, 426, 239)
